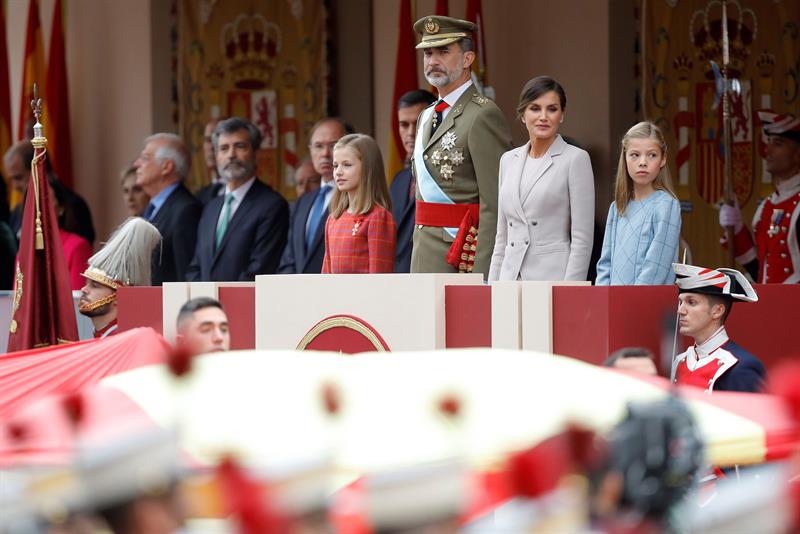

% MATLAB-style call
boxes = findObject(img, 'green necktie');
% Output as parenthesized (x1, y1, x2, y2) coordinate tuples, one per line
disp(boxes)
(216, 193, 234, 248)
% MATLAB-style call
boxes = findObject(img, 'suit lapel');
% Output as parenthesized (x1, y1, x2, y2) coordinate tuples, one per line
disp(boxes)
(213, 180, 260, 264)
(205, 195, 225, 262)
(520, 154, 552, 205)
(393, 170, 413, 223)
(296, 191, 315, 266)
(300, 186, 329, 269)
(401, 181, 415, 223)
(150, 185, 179, 227)
(508, 145, 528, 221)
(425, 85, 474, 150)
(520, 136, 566, 206)
(309, 206, 328, 254)
(421, 103, 435, 147)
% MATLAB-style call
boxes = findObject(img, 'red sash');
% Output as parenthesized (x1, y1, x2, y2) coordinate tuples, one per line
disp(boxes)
(415, 200, 480, 273)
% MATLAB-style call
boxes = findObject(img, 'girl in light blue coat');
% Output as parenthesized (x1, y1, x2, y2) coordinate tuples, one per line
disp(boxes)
(596, 121, 681, 285)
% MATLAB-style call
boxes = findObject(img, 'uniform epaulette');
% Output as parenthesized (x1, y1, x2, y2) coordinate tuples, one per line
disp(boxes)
(471, 93, 490, 105)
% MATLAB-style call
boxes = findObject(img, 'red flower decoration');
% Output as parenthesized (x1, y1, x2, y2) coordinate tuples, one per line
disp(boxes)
(62, 392, 86, 426)
(438, 394, 461, 419)
(321, 382, 341, 416)
(167, 345, 193, 378)
(6, 421, 29, 442)
(216, 457, 289, 534)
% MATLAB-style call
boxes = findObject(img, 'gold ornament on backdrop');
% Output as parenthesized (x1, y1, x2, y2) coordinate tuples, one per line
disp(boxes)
(639, 0, 799, 269)
(178, 0, 328, 198)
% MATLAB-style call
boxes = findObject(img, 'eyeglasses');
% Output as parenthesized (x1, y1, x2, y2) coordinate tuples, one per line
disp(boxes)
(309, 142, 337, 152)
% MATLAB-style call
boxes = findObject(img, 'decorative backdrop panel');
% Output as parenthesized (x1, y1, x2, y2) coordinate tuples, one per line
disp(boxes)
(638, 0, 799, 268)
(178, 0, 329, 196)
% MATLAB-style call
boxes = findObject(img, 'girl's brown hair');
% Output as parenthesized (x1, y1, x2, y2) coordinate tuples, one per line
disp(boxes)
(329, 134, 392, 218)
(613, 121, 676, 215)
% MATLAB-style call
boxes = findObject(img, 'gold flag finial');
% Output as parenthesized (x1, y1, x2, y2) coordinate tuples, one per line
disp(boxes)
(31, 83, 44, 140)
(29, 83, 46, 249)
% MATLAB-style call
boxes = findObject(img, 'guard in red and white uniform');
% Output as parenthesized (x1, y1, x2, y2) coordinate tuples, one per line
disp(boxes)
(78, 218, 161, 338)
(720, 111, 800, 283)
(672, 263, 765, 393)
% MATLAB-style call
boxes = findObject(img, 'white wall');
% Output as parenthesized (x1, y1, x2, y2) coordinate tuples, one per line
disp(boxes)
(5, 0, 156, 246)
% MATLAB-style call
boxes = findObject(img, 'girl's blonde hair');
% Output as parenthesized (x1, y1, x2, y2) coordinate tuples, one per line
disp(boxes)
(329, 133, 392, 218)
(614, 121, 676, 215)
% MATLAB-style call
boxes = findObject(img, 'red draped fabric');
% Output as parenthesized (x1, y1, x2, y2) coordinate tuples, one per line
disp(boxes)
(0, 327, 170, 419)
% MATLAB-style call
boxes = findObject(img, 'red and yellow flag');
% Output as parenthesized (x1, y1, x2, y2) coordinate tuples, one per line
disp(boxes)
(7, 132, 78, 352)
(465, 0, 489, 89)
(386, 0, 418, 182)
(0, 4, 15, 209)
(45, 0, 73, 189)
(18, 0, 46, 143)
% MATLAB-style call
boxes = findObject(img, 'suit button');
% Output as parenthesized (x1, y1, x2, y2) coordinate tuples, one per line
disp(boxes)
(524, 240, 529, 245)
(509, 222, 513, 227)
(424, 155, 428, 160)
(780, 240, 786, 245)
(717, 360, 723, 366)
(531, 221, 537, 226)
(511, 243, 515, 247)
(785, 268, 790, 273)
(782, 253, 788, 258)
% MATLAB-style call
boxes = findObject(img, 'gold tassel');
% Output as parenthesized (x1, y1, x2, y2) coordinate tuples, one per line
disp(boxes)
(31, 138, 47, 250)
(35, 221, 44, 249)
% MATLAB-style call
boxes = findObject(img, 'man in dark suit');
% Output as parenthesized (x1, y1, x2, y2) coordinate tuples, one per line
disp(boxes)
(135, 133, 202, 285)
(4, 140, 95, 245)
(390, 90, 436, 272)
(278, 118, 351, 274)
(0, 172, 9, 223)
(289, 157, 321, 217)
(194, 118, 225, 206)
(187, 117, 289, 281)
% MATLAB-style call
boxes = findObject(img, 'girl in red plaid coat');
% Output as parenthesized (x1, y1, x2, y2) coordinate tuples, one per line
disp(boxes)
(322, 134, 397, 273)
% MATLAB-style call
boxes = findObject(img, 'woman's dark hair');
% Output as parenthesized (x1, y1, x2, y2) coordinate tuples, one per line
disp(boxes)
(516, 76, 567, 120)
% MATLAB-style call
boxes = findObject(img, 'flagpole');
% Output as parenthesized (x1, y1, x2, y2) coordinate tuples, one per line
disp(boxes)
(720, 0, 735, 267)
(30, 83, 46, 250)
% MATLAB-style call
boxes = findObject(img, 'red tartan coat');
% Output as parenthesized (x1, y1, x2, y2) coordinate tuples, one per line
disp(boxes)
(322, 206, 396, 274)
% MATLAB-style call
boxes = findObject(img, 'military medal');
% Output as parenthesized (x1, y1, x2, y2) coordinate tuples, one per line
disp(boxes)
(430, 132, 463, 181)
(440, 132, 457, 150)
(768, 209, 784, 237)
(352, 216, 364, 236)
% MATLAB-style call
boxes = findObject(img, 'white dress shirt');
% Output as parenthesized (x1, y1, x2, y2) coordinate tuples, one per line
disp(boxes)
(216, 176, 256, 230)
(439, 79, 473, 122)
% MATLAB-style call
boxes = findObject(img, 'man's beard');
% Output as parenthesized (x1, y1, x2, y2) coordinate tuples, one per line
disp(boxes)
(79, 301, 113, 317)
(218, 158, 256, 182)
(425, 64, 463, 88)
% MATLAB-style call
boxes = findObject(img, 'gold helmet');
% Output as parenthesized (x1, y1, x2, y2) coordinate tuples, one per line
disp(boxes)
(79, 217, 161, 313)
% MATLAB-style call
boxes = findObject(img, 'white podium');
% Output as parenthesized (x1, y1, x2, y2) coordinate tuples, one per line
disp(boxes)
(490, 281, 590, 352)
(255, 274, 483, 351)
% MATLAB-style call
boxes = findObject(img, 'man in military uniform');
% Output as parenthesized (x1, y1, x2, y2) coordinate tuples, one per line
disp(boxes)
(79, 217, 161, 338)
(410, 16, 511, 277)
(671, 263, 765, 393)
(720, 111, 800, 283)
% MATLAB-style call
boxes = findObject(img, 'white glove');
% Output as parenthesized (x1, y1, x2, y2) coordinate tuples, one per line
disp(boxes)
(719, 203, 743, 233)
